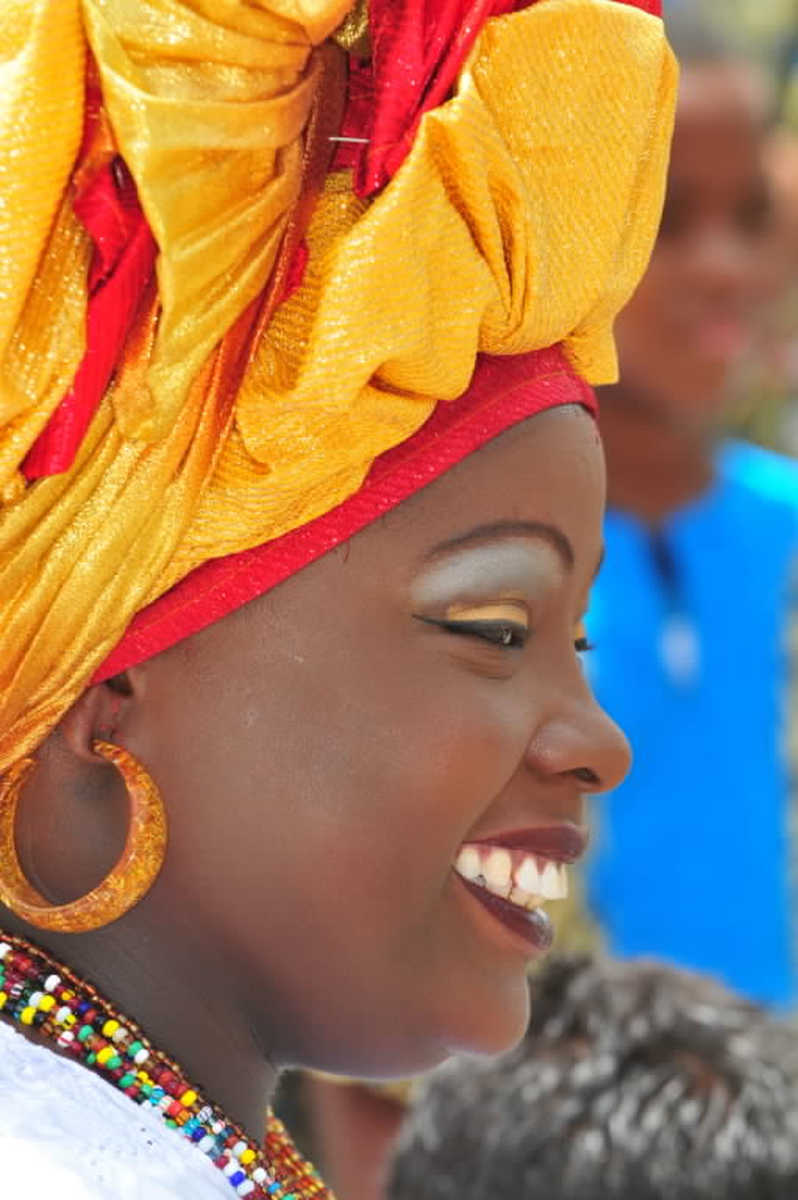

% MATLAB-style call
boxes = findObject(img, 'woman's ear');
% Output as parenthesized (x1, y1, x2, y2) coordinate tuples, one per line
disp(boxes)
(58, 672, 138, 763)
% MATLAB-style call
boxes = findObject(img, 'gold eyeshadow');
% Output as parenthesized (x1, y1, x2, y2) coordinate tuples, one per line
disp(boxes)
(442, 601, 529, 628)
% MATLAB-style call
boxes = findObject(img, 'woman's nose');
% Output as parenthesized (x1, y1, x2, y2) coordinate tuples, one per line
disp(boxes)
(691, 224, 758, 302)
(525, 692, 632, 794)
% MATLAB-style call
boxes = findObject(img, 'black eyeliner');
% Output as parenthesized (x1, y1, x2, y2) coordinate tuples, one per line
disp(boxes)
(412, 614, 529, 647)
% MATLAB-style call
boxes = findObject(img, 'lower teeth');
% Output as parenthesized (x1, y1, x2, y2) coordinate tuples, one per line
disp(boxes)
(462, 872, 545, 914)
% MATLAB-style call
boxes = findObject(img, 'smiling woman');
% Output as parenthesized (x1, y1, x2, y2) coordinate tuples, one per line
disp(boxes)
(0, 1, 674, 1195)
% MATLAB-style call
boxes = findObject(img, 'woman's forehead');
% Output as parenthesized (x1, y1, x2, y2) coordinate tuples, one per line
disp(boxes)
(347, 409, 604, 569)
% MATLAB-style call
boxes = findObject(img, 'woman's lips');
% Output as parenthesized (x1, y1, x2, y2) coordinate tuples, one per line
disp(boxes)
(453, 824, 587, 952)
(694, 315, 752, 364)
(666, 308, 752, 367)
(470, 823, 588, 862)
(458, 875, 554, 952)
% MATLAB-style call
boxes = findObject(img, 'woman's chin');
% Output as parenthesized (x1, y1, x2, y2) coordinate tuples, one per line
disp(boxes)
(309, 984, 532, 1082)
(462, 1000, 531, 1059)
(434, 972, 533, 1066)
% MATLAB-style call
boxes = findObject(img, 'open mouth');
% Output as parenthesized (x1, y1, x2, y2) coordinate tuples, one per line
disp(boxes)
(453, 828, 585, 951)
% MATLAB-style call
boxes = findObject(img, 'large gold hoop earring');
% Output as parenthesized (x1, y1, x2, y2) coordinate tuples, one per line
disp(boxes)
(0, 740, 167, 933)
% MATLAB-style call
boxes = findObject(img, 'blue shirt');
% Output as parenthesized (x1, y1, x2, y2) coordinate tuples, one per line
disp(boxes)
(586, 440, 798, 1008)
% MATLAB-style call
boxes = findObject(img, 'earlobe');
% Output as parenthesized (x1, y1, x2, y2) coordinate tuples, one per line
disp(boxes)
(59, 673, 135, 763)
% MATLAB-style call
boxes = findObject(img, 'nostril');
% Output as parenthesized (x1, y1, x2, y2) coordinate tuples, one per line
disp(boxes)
(572, 766, 600, 786)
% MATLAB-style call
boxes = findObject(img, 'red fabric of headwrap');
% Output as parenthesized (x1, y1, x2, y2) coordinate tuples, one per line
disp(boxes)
(75, 0, 665, 676)
(23, 0, 661, 485)
(23, 71, 157, 483)
(95, 345, 596, 680)
(334, 0, 662, 192)
(341, 0, 516, 195)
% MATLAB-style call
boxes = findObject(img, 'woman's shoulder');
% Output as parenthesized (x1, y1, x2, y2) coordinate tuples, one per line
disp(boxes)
(718, 440, 798, 515)
(0, 1019, 231, 1198)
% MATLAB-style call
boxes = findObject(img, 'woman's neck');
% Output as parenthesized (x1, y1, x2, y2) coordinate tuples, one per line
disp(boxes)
(0, 908, 278, 1142)
(3, 734, 281, 1141)
(599, 385, 716, 526)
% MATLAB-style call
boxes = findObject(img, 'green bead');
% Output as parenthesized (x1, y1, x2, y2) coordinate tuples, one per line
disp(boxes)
(78, 1024, 93, 1042)
(86, 1053, 97, 1065)
(119, 1073, 136, 1088)
(107, 1054, 123, 1069)
(128, 1040, 143, 1056)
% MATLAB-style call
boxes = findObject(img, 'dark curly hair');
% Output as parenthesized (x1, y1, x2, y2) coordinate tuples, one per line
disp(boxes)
(387, 956, 798, 1200)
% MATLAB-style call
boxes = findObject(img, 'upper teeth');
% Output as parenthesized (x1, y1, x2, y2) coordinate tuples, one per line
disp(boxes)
(455, 843, 569, 910)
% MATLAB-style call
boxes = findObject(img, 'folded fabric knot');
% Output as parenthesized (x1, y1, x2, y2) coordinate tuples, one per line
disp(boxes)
(0, 0, 676, 772)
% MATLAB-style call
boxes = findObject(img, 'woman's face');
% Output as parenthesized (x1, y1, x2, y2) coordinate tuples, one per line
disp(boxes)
(613, 62, 774, 429)
(133, 406, 629, 1076)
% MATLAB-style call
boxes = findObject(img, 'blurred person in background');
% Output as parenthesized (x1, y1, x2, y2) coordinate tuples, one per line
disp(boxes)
(752, 126, 798, 453)
(671, 0, 798, 129)
(388, 955, 798, 1200)
(686, 0, 798, 454)
(665, 1, 798, 452)
(585, 10, 798, 1008)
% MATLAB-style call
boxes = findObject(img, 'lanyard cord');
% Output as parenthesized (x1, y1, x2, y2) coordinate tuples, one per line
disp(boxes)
(648, 527, 682, 613)
(647, 527, 700, 686)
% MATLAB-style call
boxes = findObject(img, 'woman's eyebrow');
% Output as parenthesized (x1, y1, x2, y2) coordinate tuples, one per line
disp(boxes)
(423, 520, 575, 571)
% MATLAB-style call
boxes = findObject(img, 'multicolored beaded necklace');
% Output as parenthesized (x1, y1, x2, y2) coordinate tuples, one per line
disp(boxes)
(0, 931, 333, 1200)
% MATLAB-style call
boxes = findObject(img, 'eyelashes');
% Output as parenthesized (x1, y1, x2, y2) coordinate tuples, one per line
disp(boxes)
(414, 615, 595, 655)
(414, 614, 529, 649)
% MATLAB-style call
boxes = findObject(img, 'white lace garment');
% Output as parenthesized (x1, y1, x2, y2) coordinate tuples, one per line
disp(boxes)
(0, 1018, 235, 1198)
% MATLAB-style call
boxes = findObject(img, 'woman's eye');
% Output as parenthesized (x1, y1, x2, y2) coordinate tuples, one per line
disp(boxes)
(451, 619, 528, 648)
(574, 619, 594, 654)
(415, 615, 529, 649)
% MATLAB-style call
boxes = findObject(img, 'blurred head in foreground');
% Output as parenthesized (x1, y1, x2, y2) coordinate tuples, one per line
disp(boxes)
(388, 956, 798, 1200)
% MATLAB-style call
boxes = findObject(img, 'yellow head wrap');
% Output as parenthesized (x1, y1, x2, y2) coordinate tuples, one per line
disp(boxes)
(0, 0, 677, 771)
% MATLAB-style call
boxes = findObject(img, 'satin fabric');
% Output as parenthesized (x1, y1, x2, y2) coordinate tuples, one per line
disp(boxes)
(0, 0, 676, 768)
